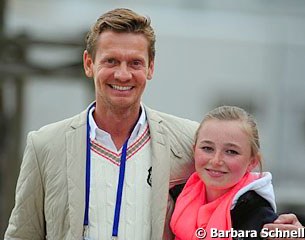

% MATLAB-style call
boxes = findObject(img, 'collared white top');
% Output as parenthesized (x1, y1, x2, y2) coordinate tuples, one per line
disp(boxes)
(86, 103, 152, 239)
(88, 103, 147, 151)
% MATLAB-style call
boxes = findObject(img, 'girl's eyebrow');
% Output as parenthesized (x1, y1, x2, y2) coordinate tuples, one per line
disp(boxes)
(224, 143, 242, 149)
(199, 140, 242, 149)
(199, 140, 214, 145)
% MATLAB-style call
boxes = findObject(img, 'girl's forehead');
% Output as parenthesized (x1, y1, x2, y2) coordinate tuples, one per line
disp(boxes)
(200, 119, 244, 130)
(197, 119, 250, 142)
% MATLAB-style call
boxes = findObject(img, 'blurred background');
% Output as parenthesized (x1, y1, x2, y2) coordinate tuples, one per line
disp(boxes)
(1, 0, 305, 236)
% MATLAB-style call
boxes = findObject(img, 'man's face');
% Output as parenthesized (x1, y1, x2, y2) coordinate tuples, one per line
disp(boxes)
(83, 31, 154, 111)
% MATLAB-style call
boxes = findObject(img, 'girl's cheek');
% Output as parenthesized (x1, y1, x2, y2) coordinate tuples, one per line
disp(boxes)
(195, 154, 208, 165)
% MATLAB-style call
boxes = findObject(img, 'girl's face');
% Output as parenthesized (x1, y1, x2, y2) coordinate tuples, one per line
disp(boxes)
(194, 119, 258, 202)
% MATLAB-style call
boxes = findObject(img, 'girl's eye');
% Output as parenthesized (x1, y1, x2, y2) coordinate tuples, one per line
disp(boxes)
(201, 146, 214, 153)
(226, 150, 239, 155)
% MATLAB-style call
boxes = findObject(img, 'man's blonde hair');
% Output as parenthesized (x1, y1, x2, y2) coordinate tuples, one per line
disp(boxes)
(85, 8, 156, 63)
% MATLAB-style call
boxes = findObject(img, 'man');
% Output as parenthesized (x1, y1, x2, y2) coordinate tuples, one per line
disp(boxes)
(5, 8, 304, 240)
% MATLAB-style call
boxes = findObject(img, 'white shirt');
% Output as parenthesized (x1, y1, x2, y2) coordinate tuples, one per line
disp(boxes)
(88, 103, 147, 151)
(86, 103, 152, 239)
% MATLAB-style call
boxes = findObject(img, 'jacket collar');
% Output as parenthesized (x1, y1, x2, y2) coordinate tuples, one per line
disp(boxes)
(145, 106, 171, 240)
(66, 109, 87, 238)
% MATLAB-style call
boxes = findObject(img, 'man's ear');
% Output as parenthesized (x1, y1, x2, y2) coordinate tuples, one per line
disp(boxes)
(83, 50, 94, 78)
(147, 60, 154, 80)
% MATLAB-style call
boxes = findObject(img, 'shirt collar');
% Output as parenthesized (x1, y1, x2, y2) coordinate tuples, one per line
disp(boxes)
(89, 103, 146, 149)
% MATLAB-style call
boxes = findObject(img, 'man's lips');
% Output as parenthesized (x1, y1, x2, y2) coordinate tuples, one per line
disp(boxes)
(110, 84, 133, 91)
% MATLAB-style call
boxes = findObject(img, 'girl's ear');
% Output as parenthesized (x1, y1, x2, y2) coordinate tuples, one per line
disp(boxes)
(247, 153, 260, 172)
(193, 144, 196, 152)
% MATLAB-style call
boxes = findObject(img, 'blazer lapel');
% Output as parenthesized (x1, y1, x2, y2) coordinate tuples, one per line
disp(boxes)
(146, 107, 171, 240)
(66, 110, 87, 238)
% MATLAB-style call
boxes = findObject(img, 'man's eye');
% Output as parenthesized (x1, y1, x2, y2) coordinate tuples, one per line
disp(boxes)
(106, 58, 117, 65)
(131, 60, 143, 67)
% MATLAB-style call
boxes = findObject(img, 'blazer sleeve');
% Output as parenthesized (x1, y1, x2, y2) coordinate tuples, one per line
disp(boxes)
(231, 190, 278, 240)
(4, 132, 45, 240)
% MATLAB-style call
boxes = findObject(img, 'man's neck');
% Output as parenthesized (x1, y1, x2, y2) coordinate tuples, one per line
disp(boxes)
(93, 103, 141, 150)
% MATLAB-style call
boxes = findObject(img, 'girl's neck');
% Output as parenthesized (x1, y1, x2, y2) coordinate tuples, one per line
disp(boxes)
(205, 188, 230, 203)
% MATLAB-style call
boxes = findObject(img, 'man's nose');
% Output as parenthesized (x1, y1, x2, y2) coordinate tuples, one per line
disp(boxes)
(114, 63, 132, 81)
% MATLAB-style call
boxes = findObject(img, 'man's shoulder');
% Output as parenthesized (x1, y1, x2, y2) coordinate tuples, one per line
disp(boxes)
(145, 106, 199, 131)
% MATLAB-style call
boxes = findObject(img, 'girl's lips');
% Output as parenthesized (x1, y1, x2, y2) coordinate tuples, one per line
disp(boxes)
(205, 168, 227, 177)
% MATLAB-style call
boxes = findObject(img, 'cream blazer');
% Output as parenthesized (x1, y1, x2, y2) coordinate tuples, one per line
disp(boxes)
(5, 105, 198, 240)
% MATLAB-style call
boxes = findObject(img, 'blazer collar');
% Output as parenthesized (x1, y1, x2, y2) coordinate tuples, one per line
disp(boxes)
(66, 109, 87, 238)
(145, 106, 171, 240)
